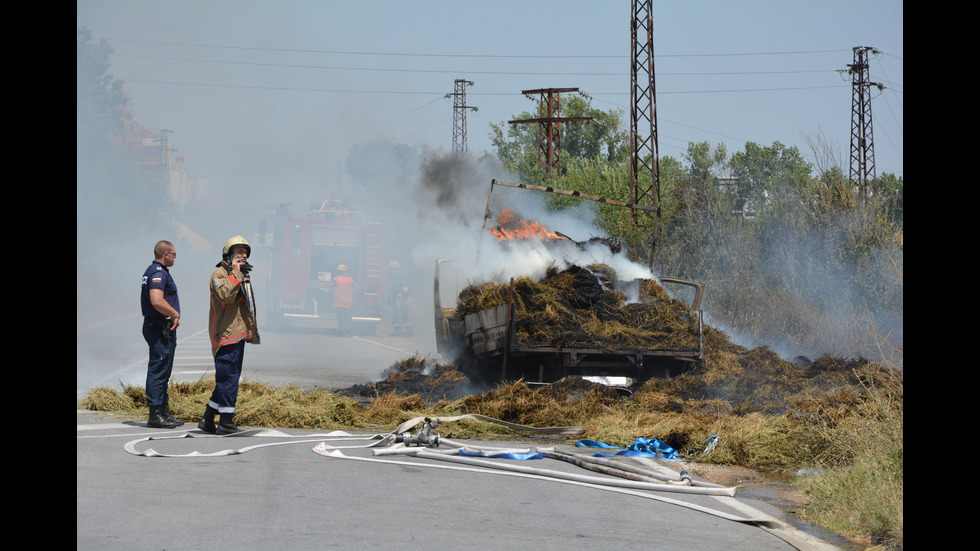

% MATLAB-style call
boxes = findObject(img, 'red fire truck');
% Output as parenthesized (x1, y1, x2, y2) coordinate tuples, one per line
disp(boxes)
(262, 200, 387, 335)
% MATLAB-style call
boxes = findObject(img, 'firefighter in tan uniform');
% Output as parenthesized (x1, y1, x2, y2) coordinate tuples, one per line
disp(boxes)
(198, 236, 260, 435)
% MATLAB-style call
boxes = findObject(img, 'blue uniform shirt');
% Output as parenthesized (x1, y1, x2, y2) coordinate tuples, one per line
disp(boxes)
(141, 260, 180, 318)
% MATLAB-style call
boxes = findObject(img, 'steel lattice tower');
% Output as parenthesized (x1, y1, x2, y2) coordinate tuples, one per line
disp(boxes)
(848, 46, 882, 200)
(452, 79, 475, 153)
(629, 0, 661, 264)
(510, 88, 591, 179)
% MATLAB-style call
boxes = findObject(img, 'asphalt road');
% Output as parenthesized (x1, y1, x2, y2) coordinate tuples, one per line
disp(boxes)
(77, 408, 839, 551)
(77, 303, 841, 550)
(77, 295, 439, 400)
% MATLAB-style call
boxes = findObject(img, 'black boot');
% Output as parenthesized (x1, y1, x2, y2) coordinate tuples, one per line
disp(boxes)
(147, 405, 178, 429)
(161, 403, 185, 426)
(216, 413, 240, 435)
(197, 405, 217, 434)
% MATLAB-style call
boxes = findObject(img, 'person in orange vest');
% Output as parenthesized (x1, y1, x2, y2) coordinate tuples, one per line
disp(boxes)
(333, 264, 354, 336)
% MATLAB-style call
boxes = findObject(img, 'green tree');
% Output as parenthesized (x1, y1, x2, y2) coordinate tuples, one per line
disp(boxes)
(485, 117, 903, 363)
(489, 94, 629, 183)
(727, 141, 812, 216)
(77, 27, 126, 147)
(876, 172, 903, 224)
(77, 27, 167, 238)
(684, 141, 728, 186)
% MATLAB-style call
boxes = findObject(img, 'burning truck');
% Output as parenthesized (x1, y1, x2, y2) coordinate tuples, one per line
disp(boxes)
(434, 181, 705, 389)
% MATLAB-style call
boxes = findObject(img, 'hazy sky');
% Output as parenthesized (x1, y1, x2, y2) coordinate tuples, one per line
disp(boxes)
(78, 0, 903, 202)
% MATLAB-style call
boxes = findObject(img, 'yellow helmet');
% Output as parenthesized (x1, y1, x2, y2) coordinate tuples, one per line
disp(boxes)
(337, 264, 347, 272)
(223, 235, 251, 258)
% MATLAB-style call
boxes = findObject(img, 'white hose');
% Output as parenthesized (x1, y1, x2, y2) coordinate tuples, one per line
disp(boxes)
(549, 447, 726, 488)
(392, 414, 585, 436)
(316, 447, 766, 524)
(411, 449, 737, 497)
(124, 429, 392, 457)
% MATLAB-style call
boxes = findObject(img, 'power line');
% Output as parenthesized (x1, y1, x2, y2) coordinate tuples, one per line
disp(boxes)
(107, 38, 854, 59)
(114, 52, 841, 77)
(116, 77, 847, 96)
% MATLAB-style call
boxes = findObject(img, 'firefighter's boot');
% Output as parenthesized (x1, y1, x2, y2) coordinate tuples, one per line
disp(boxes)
(161, 402, 184, 426)
(197, 405, 218, 434)
(216, 413, 241, 435)
(147, 405, 179, 429)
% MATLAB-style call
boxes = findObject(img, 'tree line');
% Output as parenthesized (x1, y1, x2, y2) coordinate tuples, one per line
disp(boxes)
(489, 94, 903, 364)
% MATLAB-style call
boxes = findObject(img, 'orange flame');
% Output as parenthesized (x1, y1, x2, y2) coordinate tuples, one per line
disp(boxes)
(490, 208, 562, 241)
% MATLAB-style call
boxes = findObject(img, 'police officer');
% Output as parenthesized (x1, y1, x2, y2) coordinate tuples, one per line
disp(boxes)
(198, 235, 260, 435)
(140, 240, 184, 429)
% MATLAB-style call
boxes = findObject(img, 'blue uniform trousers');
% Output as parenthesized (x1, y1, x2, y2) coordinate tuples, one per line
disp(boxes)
(208, 340, 246, 414)
(142, 317, 176, 407)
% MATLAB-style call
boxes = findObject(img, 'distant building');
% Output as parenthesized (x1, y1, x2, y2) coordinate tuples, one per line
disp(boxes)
(133, 128, 207, 207)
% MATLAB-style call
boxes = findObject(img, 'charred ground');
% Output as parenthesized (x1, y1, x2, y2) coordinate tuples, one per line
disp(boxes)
(339, 263, 900, 453)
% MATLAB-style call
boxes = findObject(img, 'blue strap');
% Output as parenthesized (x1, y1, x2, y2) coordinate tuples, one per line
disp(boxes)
(575, 437, 679, 460)
(575, 439, 619, 449)
(458, 449, 546, 460)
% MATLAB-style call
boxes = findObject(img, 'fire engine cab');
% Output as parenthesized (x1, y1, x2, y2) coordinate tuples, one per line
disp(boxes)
(263, 200, 387, 335)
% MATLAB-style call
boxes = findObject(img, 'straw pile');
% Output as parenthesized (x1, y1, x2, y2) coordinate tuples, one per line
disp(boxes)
(455, 264, 702, 352)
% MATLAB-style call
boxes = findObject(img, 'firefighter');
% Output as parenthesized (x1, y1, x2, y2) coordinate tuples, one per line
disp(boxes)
(387, 260, 414, 337)
(198, 235, 260, 435)
(393, 287, 414, 337)
(333, 264, 354, 336)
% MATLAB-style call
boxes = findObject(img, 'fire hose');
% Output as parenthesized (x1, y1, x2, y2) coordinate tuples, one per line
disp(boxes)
(124, 416, 729, 497)
(121, 414, 829, 549)
(123, 414, 582, 458)
(366, 444, 734, 497)
(317, 439, 836, 550)
(313, 446, 767, 525)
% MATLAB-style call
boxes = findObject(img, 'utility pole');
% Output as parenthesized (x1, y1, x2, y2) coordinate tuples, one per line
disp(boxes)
(451, 79, 476, 153)
(630, 0, 661, 267)
(509, 87, 591, 179)
(846, 46, 884, 202)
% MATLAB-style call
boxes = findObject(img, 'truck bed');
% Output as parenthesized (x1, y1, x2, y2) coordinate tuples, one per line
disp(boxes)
(461, 303, 702, 385)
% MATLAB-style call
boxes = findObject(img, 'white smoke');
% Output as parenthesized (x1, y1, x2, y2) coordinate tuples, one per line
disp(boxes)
(402, 152, 654, 293)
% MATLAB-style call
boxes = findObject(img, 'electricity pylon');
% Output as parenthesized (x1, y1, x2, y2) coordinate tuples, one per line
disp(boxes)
(451, 79, 476, 153)
(509, 87, 591, 179)
(630, 0, 661, 266)
(847, 46, 884, 201)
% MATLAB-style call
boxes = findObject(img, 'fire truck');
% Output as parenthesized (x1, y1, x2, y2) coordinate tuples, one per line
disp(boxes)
(262, 200, 387, 335)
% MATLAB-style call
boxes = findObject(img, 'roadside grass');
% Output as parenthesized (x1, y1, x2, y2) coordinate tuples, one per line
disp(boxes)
(796, 367, 903, 548)
(82, 355, 901, 548)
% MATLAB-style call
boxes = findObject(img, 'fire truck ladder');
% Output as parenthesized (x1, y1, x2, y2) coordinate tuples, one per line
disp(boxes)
(357, 223, 384, 322)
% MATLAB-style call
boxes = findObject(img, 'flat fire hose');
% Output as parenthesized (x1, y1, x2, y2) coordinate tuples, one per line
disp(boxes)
(314, 444, 837, 550)
(391, 414, 585, 436)
(313, 445, 765, 524)
(124, 414, 582, 458)
(377, 447, 737, 497)
(124, 429, 392, 458)
(121, 416, 831, 550)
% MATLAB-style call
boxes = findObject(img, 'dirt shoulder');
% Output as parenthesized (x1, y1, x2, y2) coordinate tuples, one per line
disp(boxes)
(678, 461, 810, 508)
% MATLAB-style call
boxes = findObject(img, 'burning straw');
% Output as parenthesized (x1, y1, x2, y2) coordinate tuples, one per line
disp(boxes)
(456, 263, 702, 352)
